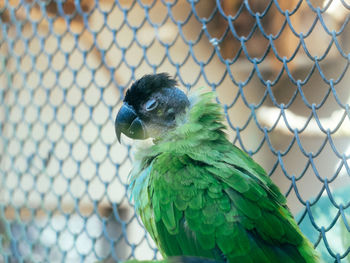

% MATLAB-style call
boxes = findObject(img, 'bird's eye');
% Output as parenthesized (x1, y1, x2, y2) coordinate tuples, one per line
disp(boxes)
(145, 99, 158, 111)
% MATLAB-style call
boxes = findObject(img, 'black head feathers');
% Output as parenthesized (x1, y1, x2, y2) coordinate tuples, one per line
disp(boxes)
(116, 73, 189, 140)
(124, 73, 178, 110)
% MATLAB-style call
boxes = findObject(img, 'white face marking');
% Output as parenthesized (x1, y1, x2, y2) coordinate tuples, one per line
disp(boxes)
(145, 98, 158, 112)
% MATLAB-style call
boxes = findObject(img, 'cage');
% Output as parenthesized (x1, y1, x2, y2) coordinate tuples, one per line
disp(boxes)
(0, 0, 349, 262)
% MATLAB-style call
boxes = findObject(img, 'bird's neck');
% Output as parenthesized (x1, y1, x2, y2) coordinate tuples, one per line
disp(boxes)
(129, 91, 228, 200)
(136, 91, 227, 158)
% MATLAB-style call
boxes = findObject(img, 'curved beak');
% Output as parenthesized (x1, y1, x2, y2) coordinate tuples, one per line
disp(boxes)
(115, 103, 148, 143)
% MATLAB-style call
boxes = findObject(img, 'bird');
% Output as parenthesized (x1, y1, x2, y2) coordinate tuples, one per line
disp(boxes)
(115, 73, 320, 263)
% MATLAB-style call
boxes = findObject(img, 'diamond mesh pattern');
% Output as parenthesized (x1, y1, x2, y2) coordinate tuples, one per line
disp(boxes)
(0, 0, 349, 262)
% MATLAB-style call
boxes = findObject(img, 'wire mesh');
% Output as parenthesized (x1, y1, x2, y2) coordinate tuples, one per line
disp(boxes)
(0, 0, 349, 262)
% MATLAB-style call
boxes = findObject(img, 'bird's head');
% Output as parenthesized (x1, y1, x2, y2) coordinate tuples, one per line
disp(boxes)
(115, 73, 190, 142)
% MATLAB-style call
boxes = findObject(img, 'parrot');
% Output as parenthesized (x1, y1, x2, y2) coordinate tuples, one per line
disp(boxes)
(115, 73, 320, 263)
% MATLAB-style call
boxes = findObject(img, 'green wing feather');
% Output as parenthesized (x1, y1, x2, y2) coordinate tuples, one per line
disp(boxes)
(122, 256, 224, 263)
(130, 92, 319, 263)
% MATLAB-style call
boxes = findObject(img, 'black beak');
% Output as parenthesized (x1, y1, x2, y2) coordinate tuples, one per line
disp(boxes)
(115, 103, 148, 143)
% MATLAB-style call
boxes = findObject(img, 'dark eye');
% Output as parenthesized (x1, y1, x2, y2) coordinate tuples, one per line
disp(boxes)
(145, 99, 158, 111)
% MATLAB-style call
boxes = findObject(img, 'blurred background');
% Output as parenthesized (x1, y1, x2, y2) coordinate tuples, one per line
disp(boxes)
(0, 0, 349, 262)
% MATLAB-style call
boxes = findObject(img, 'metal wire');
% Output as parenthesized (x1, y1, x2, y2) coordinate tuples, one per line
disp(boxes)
(0, 0, 349, 262)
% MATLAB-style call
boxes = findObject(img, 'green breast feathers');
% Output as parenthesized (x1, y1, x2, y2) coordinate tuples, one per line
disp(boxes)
(127, 91, 319, 263)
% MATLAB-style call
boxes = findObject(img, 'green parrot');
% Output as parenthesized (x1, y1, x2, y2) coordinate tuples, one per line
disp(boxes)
(115, 73, 320, 263)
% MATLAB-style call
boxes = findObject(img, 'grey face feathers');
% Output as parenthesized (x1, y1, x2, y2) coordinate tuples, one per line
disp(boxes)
(115, 73, 189, 142)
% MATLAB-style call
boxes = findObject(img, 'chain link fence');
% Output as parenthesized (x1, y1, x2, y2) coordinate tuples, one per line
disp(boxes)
(0, 0, 349, 262)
